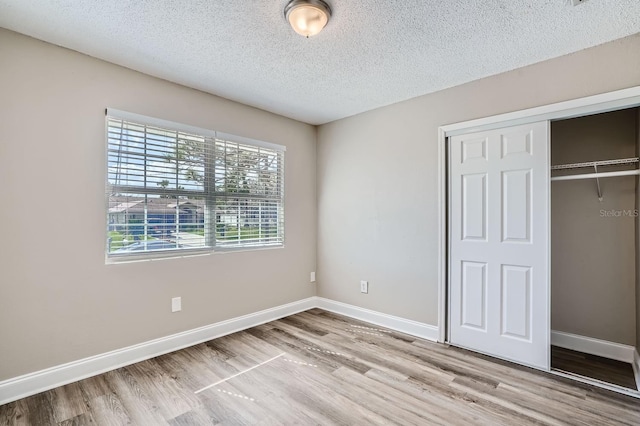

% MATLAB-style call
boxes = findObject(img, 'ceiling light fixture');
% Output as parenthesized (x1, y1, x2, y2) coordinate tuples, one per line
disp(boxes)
(284, 0, 332, 38)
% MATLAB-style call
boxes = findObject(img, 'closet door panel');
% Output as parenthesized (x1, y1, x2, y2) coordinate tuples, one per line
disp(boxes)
(501, 128, 533, 158)
(460, 261, 487, 330)
(462, 173, 487, 241)
(461, 137, 488, 163)
(500, 265, 532, 340)
(449, 121, 549, 370)
(502, 169, 531, 243)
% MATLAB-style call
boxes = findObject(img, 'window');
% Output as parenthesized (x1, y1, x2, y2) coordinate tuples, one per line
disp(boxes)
(106, 110, 285, 260)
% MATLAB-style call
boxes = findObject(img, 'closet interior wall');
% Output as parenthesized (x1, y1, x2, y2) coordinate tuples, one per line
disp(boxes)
(551, 108, 638, 347)
(637, 107, 640, 357)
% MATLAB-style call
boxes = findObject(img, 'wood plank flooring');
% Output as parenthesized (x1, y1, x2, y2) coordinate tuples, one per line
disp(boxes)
(1, 309, 639, 425)
(551, 345, 638, 390)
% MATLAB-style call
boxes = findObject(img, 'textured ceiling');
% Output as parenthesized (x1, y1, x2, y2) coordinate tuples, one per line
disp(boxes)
(1, 1, 639, 125)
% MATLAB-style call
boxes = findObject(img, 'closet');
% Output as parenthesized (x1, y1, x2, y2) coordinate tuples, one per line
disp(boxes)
(446, 96, 640, 395)
(550, 108, 639, 391)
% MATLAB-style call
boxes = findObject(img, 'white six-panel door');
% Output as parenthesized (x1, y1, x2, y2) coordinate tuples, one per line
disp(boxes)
(449, 121, 549, 370)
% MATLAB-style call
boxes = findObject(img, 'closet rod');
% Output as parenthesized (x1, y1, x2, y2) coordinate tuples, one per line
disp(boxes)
(550, 157, 639, 170)
(550, 169, 640, 181)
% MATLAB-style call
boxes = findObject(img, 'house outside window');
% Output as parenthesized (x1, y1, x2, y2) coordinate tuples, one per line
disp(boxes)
(106, 110, 285, 261)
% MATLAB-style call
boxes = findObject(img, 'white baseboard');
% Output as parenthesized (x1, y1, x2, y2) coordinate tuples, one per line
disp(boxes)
(0, 297, 440, 405)
(633, 350, 640, 391)
(315, 297, 439, 342)
(551, 330, 635, 363)
(3, 300, 636, 405)
(0, 297, 317, 406)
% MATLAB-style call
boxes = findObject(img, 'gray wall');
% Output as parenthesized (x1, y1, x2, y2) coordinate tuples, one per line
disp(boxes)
(0, 29, 317, 381)
(551, 110, 637, 345)
(317, 33, 640, 326)
(638, 109, 640, 352)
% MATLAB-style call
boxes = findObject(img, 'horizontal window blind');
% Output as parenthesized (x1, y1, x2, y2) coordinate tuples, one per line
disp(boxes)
(106, 114, 284, 257)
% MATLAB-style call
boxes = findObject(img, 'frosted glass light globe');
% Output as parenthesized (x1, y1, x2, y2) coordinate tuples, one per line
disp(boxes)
(285, 1, 331, 38)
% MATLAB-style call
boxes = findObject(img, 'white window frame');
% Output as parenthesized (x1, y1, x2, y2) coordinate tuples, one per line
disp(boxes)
(105, 109, 286, 263)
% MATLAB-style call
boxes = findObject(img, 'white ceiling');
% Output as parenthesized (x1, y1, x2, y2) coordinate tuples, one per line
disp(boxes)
(1, 1, 639, 125)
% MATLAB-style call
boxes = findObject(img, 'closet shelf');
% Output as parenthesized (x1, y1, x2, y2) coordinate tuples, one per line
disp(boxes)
(550, 157, 639, 170)
(550, 157, 639, 202)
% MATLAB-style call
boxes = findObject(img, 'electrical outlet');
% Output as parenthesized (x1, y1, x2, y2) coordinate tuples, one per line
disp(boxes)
(360, 280, 368, 294)
(171, 297, 181, 312)
(310, 271, 316, 282)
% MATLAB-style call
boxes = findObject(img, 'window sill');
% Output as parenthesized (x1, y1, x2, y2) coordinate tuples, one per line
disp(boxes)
(105, 244, 284, 265)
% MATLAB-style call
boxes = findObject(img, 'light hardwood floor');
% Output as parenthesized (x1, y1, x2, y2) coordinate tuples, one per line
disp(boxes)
(1, 309, 639, 425)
